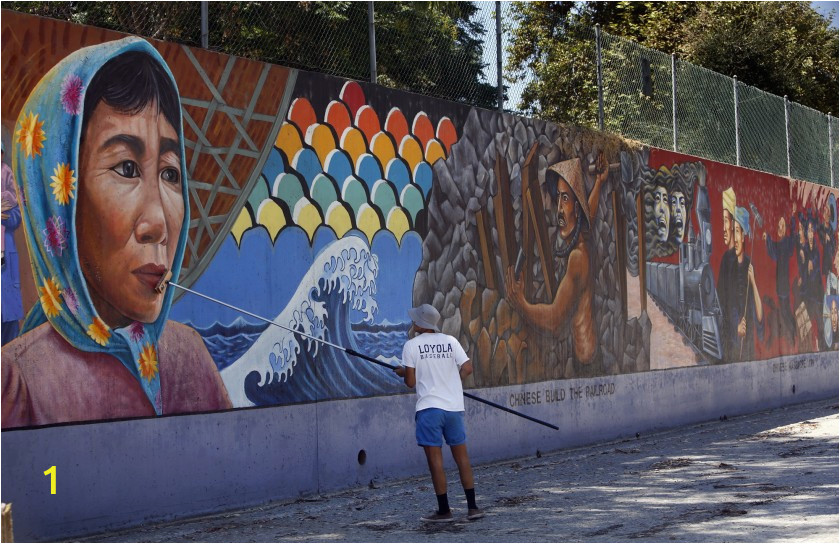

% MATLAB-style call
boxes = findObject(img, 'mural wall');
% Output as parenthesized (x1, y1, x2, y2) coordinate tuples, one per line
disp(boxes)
(1, 11, 837, 430)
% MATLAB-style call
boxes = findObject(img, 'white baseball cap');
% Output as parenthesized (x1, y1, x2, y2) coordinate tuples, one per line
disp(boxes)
(408, 304, 440, 332)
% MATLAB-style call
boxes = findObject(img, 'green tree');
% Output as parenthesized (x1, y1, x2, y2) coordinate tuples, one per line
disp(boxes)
(507, 1, 839, 122)
(5, 1, 497, 108)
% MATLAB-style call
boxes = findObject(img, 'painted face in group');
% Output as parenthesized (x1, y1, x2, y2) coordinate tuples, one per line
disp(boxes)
(555, 176, 578, 240)
(653, 185, 670, 242)
(777, 216, 786, 239)
(723, 210, 734, 248)
(76, 101, 184, 329)
(670, 190, 686, 242)
(734, 221, 745, 259)
(807, 221, 815, 249)
(798, 220, 805, 245)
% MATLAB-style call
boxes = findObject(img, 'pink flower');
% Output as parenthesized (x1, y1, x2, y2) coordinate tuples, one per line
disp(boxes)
(43, 216, 68, 257)
(60, 74, 84, 115)
(63, 287, 80, 316)
(128, 321, 145, 342)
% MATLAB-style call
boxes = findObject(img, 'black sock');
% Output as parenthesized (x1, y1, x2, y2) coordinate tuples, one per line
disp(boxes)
(465, 488, 477, 510)
(436, 492, 450, 514)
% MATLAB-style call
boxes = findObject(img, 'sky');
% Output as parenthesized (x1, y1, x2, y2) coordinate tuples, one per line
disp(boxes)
(811, 1, 839, 28)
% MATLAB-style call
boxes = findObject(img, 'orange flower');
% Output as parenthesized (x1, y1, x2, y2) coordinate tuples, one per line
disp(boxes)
(138, 343, 159, 381)
(50, 163, 77, 205)
(15, 111, 46, 158)
(39, 277, 63, 318)
(87, 317, 111, 346)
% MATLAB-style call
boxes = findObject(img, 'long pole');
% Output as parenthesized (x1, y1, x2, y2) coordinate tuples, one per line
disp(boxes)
(200, 1, 208, 49)
(368, 2, 377, 84)
(733, 75, 740, 166)
(169, 281, 560, 431)
(829, 113, 834, 188)
(595, 24, 604, 131)
(671, 53, 677, 152)
(496, 1, 503, 112)
(784, 95, 791, 178)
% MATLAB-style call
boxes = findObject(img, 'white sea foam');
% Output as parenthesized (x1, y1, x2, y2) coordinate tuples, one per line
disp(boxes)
(221, 235, 379, 407)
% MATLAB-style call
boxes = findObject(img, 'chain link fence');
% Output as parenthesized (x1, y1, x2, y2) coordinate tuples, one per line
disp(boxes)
(4, 1, 837, 187)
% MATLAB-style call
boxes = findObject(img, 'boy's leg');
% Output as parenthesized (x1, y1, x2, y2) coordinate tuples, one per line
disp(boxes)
(451, 442, 483, 518)
(449, 443, 474, 489)
(422, 445, 451, 517)
(423, 445, 448, 495)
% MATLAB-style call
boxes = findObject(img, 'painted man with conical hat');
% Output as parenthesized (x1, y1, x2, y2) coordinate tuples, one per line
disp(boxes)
(505, 152, 610, 366)
(718, 204, 764, 362)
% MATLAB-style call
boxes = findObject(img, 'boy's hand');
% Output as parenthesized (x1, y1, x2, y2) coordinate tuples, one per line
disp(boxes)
(394, 365, 406, 377)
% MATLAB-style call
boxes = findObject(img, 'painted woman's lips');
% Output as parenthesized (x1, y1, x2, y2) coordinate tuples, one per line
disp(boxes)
(133, 264, 167, 291)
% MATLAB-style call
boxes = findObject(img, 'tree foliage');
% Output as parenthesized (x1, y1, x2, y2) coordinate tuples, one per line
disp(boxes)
(5, 1, 497, 108)
(507, 1, 839, 123)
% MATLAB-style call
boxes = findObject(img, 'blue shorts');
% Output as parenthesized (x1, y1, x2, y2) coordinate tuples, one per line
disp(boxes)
(415, 408, 466, 447)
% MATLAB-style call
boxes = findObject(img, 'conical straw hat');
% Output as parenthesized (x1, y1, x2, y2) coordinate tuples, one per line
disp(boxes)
(547, 157, 590, 228)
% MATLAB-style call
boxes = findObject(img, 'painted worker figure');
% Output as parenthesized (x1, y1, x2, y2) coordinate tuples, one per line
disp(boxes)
(803, 217, 823, 349)
(827, 296, 839, 350)
(792, 208, 808, 312)
(504, 153, 610, 366)
(394, 304, 484, 523)
(715, 187, 738, 359)
(764, 214, 796, 345)
(818, 198, 837, 280)
(719, 206, 764, 362)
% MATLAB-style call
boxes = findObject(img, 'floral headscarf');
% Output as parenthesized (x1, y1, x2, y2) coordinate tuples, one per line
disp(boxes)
(12, 37, 189, 415)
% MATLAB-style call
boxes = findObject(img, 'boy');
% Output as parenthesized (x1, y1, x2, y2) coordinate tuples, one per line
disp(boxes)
(395, 304, 484, 522)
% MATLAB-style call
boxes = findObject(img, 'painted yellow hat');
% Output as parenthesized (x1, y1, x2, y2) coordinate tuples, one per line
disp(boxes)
(547, 157, 590, 228)
(721, 187, 736, 217)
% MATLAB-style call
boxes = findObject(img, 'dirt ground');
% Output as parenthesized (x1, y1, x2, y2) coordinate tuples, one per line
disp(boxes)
(76, 399, 838, 543)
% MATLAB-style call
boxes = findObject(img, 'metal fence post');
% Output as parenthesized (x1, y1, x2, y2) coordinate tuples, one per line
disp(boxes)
(496, 1, 503, 112)
(829, 113, 835, 188)
(595, 24, 604, 131)
(368, 2, 377, 84)
(200, 1, 208, 49)
(784, 95, 791, 177)
(671, 53, 677, 152)
(733, 75, 740, 166)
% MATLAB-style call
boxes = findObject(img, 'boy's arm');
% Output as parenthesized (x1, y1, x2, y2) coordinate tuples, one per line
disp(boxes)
(404, 367, 416, 388)
(459, 360, 473, 381)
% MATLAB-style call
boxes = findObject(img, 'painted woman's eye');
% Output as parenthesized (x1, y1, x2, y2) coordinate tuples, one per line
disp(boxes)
(161, 167, 180, 185)
(112, 160, 140, 178)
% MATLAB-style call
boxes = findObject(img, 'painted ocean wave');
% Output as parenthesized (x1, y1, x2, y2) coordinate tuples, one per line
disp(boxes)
(218, 236, 405, 407)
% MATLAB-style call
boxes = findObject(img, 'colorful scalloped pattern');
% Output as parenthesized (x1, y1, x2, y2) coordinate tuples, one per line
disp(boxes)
(231, 81, 459, 245)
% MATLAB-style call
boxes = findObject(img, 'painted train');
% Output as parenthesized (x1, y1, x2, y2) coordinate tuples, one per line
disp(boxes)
(646, 186, 724, 360)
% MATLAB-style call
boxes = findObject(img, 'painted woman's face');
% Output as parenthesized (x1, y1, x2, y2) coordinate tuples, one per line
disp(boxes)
(652, 185, 670, 242)
(77, 101, 184, 329)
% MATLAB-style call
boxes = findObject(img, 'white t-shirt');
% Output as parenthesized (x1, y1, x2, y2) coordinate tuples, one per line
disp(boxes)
(402, 332, 469, 412)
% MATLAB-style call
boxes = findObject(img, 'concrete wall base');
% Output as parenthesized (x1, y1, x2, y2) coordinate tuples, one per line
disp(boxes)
(2, 352, 836, 541)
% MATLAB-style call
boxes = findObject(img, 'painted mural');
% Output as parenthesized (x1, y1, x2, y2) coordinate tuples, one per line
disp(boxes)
(1, 11, 837, 429)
